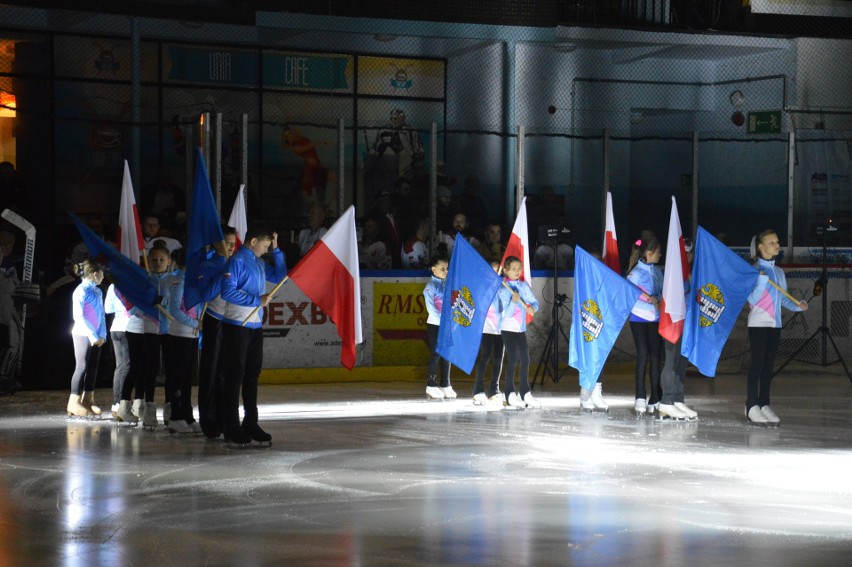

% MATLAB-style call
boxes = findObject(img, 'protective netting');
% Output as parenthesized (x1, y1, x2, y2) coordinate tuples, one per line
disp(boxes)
(0, 4, 849, 287)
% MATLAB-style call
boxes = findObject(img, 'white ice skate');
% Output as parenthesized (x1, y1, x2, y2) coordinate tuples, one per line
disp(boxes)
(634, 398, 647, 415)
(167, 419, 193, 435)
(142, 402, 159, 431)
(506, 392, 526, 409)
(590, 383, 609, 411)
(522, 392, 541, 409)
(658, 403, 687, 420)
(674, 402, 698, 420)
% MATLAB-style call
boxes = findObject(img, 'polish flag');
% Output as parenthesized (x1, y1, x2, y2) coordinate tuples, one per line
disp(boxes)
(116, 160, 144, 265)
(288, 206, 363, 370)
(659, 196, 689, 344)
(501, 196, 531, 284)
(501, 197, 533, 323)
(227, 184, 248, 250)
(603, 192, 620, 273)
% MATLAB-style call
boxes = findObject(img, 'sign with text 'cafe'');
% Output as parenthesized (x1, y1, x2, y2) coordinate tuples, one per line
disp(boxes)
(164, 45, 354, 92)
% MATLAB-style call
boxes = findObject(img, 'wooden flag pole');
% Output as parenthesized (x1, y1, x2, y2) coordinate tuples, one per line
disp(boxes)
(241, 276, 289, 326)
(767, 279, 805, 306)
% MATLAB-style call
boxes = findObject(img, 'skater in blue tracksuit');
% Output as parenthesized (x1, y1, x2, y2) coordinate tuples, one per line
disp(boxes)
(196, 225, 237, 439)
(626, 235, 663, 416)
(744, 229, 807, 425)
(423, 254, 453, 400)
(67, 259, 107, 418)
(472, 260, 504, 405)
(220, 222, 286, 445)
(498, 256, 539, 408)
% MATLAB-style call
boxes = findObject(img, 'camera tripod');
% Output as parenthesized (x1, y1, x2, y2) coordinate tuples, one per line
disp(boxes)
(531, 236, 571, 389)
(773, 225, 851, 383)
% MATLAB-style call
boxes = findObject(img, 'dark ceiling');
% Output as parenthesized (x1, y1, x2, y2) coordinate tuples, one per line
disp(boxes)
(3, 0, 850, 38)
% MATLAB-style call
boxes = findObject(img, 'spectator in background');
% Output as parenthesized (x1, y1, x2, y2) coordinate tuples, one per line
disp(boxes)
(297, 203, 328, 258)
(436, 185, 455, 234)
(393, 176, 424, 229)
(369, 192, 401, 269)
(359, 217, 391, 270)
(142, 214, 182, 254)
(401, 218, 430, 269)
(437, 212, 480, 257)
(476, 222, 506, 265)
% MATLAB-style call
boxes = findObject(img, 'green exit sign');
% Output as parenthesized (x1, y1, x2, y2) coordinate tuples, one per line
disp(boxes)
(748, 110, 782, 134)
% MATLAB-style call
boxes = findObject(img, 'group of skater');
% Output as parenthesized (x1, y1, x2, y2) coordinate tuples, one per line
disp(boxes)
(68, 217, 807, 440)
(67, 221, 286, 445)
(422, 228, 807, 425)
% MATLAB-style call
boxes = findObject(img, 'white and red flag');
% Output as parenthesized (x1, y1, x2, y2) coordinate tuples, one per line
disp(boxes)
(501, 196, 532, 284)
(227, 184, 248, 250)
(602, 191, 620, 273)
(288, 205, 363, 370)
(116, 160, 145, 265)
(659, 196, 689, 344)
(501, 196, 533, 323)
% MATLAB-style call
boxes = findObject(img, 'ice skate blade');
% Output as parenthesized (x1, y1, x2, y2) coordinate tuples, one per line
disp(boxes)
(225, 440, 252, 448)
(142, 425, 157, 431)
(252, 440, 272, 447)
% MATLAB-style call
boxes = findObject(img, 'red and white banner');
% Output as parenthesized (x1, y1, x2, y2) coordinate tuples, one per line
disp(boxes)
(501, 196, 531, 284)
(288, 206, 363, 369)
(227, 184, 248, 250)
(116, 160, 144, 265)
(659, 196, 689, 344)
(603, 191, 620, 273)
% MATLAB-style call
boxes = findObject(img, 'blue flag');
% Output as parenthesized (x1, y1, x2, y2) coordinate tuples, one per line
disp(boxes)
(436, 235, 502, 375)
(183, 148, 225, 309)
(569, 246, 642, 391)
(681, 226, 759, 377)
(69, 212, 161, 320)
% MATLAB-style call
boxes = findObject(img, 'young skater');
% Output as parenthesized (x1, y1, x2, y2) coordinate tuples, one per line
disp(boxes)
(104, 284, 138, 424)
(197, 225, 237, 439)
(498, 256, 539, 408)
(658, 239, 697, 420)
(472, 261, 504, 405)
(745, 229, 807, 424)
(141, 244, 172, 430)
(423, 254, 455, 399)
(220, 222, 286, 445)
(163, 248, 200, 435)
(67, 259, 106, 418)
(626, 235, 663, 415)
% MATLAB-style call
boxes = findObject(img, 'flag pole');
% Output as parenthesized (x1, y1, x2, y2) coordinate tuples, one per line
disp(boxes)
(767, 279, 804, 305)
(141, 248, 150, 274)
(501, 280, 531, 310)
(157, 303, 175, 321)
(241, 276, 289, 326)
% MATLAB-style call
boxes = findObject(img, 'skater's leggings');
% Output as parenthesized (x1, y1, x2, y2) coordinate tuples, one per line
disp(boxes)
(142, 333, 165, 403)
(70, 335, 101, 395)
(630, 321, 661, 404)
(660, 335, 687, 404)
(426, 323, 450, 386)
(222, 324, 264, 432)
(110, 331, 130, 405)
(198, 313, 225, 432)
(166, 335, 198, 422)
(746, 327, 781, 409)
(501, 331, 530, 398)
(473, 333, 504, 396)
(123, 331, 146, 401)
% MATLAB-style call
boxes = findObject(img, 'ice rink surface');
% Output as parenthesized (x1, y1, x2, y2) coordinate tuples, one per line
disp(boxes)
(1, 370, 851, 567)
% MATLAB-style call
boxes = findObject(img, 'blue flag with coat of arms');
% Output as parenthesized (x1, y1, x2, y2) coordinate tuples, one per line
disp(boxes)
(436, 234, 503, 375)
(569, 246, 642, 391)
(681, 226, 759, 377)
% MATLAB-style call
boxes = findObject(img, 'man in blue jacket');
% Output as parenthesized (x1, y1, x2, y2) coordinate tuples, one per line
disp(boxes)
(220, 222, 287, 445)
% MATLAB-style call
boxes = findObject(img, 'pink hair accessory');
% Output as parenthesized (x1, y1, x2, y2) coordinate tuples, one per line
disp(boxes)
(634, 239, 642, 246)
